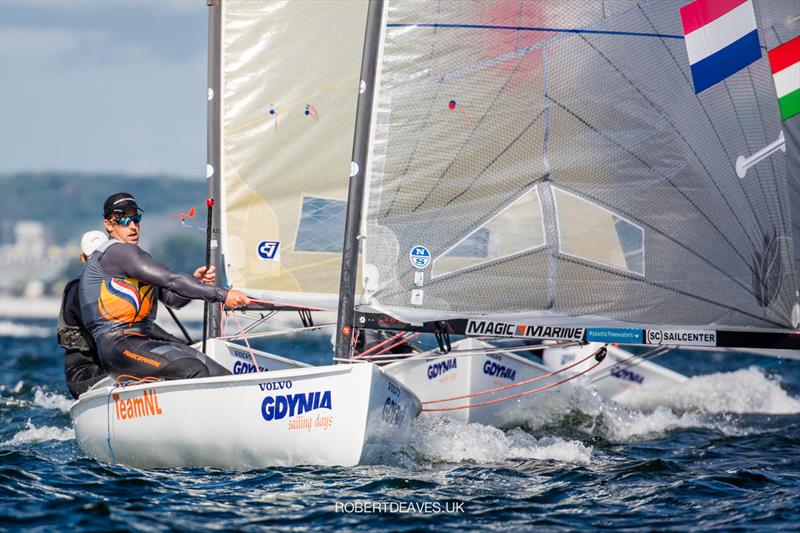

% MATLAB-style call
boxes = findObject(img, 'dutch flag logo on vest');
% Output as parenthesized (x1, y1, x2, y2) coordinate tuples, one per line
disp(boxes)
(680, 0, 761, 94)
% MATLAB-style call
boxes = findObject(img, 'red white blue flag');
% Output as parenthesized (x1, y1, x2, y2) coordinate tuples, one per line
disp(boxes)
(680, 0, 761, 94)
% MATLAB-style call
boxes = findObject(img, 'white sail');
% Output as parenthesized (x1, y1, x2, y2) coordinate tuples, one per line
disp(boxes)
(359, 0, 800, 336)
(219, 0, 368, 309)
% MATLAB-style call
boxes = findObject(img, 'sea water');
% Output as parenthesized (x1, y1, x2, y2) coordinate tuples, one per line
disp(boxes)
(1, 318, 798, 530)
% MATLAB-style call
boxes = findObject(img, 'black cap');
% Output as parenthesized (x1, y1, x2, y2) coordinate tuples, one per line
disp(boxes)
(103, 192, 142, 218)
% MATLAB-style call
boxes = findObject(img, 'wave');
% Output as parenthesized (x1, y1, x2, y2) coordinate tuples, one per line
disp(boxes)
(3, 420, 75, 446)
(505, 365, 799, 441)
(616, 367, 800, 415)
(409, 416, 592, 464)
(33, 388, 73, 413)
(0, 321, 52, 338)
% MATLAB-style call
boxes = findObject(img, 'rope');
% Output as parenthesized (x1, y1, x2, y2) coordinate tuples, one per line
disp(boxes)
(105, 383, 119, 464)
(217, 322, 335, 341)
(355, 330, 409, 358)
(588, 345, 669, 384)
(246, 298, 333, 312)
(232, 312, 261, 372)
(336, 340, 582, 364)
(114, 375, 160, 384)
(371, 333, 421, 357)
(420, 345, 607, 412)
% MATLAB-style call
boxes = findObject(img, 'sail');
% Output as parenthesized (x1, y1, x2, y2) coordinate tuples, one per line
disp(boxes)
(360, 0, 799, 331)
(760, 5, 800, 307)
(219, 0, 368, 309)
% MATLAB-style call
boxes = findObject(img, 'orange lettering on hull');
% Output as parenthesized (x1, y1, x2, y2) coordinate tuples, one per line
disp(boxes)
(113, 389, 164, 421)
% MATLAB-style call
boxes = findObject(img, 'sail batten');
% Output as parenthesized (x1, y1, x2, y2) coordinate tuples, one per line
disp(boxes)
(360, 0, 799, 332)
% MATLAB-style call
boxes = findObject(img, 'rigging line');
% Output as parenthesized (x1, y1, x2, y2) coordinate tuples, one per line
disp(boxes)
(588, 345, 670, 384)
(423, 345, 603, 404)
(382, 0, 445, 217)
(386, 23, 684, 41)
(578, 31, 759, 255)
(546, 97, 758, 287)
(348, 341, 583, 363)
(220, 323, 335, 342)
(231, 312, 260, 373)
(547, 179, 789, 327)
(422, 353, 606, 412)
(409, 28, 539, 215)
(637, 7, 768, 244)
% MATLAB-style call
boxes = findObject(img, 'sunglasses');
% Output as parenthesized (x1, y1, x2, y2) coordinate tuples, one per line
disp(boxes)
(112, 214, 142, 226)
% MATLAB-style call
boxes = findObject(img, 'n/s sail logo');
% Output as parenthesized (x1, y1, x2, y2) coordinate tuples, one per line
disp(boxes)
(257, 240, 280, 260)
(410, 245, 431, 269)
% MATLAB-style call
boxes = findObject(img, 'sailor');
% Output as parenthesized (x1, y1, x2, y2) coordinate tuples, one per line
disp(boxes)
(58, 231, 109, 398)
(79, 192, 250, 381)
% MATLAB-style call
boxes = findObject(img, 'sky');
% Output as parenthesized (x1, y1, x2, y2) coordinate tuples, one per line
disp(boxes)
(0, 0, 208, 177)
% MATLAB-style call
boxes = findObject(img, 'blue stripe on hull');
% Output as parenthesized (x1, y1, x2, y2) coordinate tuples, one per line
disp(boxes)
(690, 30, 761, 94)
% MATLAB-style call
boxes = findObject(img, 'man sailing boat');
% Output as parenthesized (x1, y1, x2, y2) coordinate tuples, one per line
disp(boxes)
(79, 193, 250, 381)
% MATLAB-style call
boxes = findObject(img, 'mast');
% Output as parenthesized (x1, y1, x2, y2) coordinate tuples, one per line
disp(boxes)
(335, 0, 385, 361)
(204, 0, 222, 343)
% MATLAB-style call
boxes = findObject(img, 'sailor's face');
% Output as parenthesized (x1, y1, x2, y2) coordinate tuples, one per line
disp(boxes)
(104, 209, 141, 245)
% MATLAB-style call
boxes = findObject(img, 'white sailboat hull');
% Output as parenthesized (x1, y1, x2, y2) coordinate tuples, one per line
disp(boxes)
(385, 338, 688, 427)
(541, 343, 688, 403)
(385, 338, 556, 427)
(70, 360, 420, 469)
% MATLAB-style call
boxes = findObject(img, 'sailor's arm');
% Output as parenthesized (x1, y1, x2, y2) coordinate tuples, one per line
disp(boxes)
(100, 244, 248, 306)
(159, 289, 191, 309)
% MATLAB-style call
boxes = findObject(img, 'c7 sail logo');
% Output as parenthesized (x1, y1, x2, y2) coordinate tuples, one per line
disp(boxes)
(257, 240, 280, 260)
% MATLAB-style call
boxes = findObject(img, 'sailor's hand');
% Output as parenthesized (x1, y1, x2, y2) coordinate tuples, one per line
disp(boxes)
(224, 289, 250, 309)
(193, 265, 216, 285)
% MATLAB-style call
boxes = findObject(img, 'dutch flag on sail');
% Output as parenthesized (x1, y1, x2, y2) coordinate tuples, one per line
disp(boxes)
(680, 0, 761, 94)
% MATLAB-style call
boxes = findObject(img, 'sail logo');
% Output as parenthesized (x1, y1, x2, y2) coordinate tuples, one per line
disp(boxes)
(483, 360, 516, 381)
(261, 390, 332, 421)
(257, 240, 280, 260)
(646, 329, 716, 346)
(233, 360, 268, 374)
(466, 320, 583, 341)
(410, 245, 431, 269)
(382, 397, 407, 426)
(258, 380, 292, 392)
(610, 366, 644, 385)
(466, 320, 515, 337)
(113, 389, 163, 421)
(515, 325, 584, 341)
(427, 358, 457, 380)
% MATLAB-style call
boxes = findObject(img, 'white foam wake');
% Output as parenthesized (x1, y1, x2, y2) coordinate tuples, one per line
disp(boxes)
(0, 320, 51, 338)
(410, 416, 592, 465)
(33, 388, 73, 413)
(3, 420, 75, 445)
(616, 367, 800, 415)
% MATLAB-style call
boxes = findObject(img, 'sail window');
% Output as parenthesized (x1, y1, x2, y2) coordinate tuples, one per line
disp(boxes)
(432, 186, 546, 278)
(295, 196, 346, 253)
(552, 187, 644, 276)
